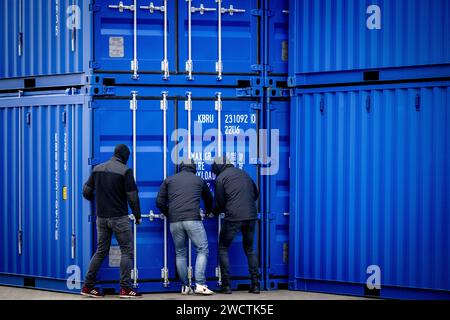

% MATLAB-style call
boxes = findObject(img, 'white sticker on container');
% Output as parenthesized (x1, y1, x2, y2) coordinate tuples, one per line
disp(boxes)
(108, 246, 121, 267)
(109, 37, 124, 58)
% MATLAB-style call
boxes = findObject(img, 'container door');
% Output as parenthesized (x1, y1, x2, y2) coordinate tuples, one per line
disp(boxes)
(1, 0, 22, 78)
(290, 0, 450, 76)
(0, 107, 21, 275)
(179, 0, 260, 78)
(92, 98, 176, 284)
(20, 104, 70, 279)
(0, 0, 86, 79)
(290, 84, 450, 294)
(177, 96, 261, 284)
(267, 0, 289, 75)
(93, 0, 176, 75)
(266, 99, 289, 288)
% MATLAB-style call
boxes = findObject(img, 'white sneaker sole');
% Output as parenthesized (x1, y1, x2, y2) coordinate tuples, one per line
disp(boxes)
(81, 292, 104, 298)
(195, 289, 214, 295)
(119, 295, 142, 299)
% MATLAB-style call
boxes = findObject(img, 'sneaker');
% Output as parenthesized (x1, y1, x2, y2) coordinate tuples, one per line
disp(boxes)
(194, 284, 214, 295)
(216, 285, 232, 294)
(181, 285, 194, 295)
(81, 286, 104, 298)
(249, 282, 260, 294)
(119, 288, 142, 298)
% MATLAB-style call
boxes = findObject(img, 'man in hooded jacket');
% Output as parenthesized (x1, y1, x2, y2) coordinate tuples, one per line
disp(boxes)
(156, 159, 214, 295)
(81, 144, 142, 298)
(212, 156, 260, 294)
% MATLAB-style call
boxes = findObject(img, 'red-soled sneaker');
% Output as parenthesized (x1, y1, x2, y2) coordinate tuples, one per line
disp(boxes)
(119, 288, 142, 299)
(81, 286, 104, 298)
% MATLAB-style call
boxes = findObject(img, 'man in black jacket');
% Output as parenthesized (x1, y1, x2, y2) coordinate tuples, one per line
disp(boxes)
(212, 156, 260, 294)
(81, 144, 142, 298)
(156, 159, 214, 295)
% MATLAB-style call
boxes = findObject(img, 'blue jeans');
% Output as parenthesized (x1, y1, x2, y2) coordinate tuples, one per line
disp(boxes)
(170, 220, 209, 286)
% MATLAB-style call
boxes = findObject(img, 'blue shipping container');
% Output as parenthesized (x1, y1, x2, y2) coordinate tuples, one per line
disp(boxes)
(265, 0, 289, 76)
(288, 0, 450, 86)
(289, 81, 450, 299)
(0, 0, 263, 86)
(263, 96, 290, 290)
(0, 86, 275, 293)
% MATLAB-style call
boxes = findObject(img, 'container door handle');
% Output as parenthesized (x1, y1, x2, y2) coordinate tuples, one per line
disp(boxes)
(70, 2, 78, 52)
(192, 3, 217, 14)
(108, 1, 134, 12)
(221, 4, 246, 16)
(109, 1, 138, 79)
(18, 0, 23, 56)
(140, 1, 169, 79)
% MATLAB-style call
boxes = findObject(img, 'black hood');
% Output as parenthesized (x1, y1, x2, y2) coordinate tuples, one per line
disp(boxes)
(212, 156, 233, 176)
(179, 158, 196, 174)
(113, 144, 131, 164)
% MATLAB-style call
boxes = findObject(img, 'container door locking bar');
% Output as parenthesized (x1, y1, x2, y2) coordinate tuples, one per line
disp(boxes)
(215, 1, 246, 80)
(129, 91, 139, 286)
(108, 1, 138, 79)
(161, 91, 170, 287)
(140, 1, 169, 79)
(185, 91, 194, 286)
(139, 91, 170, 287)
(186, 1, 217, 80)
(215, 92, 223, 285)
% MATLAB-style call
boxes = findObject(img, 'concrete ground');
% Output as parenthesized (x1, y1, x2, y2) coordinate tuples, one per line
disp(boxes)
(0, 285, 369, 300)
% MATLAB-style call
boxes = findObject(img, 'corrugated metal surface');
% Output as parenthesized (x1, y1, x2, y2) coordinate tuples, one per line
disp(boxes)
(93, 0, 176, 73)
(266, 0, 289, 75)
(290, 81, 450, 294)
(0, 0, 90, 79)
(289, 0, 450, 76)
(0, 0, 262, 81)
(266, 98, 290, 287)
(0, 87, 265, 292)
(0, 92, 92, 283)
(178, 0, 260, 75)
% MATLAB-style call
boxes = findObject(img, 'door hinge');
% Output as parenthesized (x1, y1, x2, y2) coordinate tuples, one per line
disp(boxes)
(236, 88, 253, 97)
(89, 61, 101, 70)
(250, 103, 262, 110)
(88, 158, 100, 166)
(88, 101, 98, 109)
(89, 3, 101, 12)
(251, 9, 263, 16)
(251, 64, 264, 72)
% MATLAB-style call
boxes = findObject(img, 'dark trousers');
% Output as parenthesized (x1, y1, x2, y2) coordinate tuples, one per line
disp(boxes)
(84, 216, 133, 289)
(219, 219, 259, 286)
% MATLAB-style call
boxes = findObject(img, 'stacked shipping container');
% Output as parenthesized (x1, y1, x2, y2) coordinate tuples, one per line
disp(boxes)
(0, 0, 291, 293)
(288, 0, 450, 299)
(1, 0, 449, 299)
